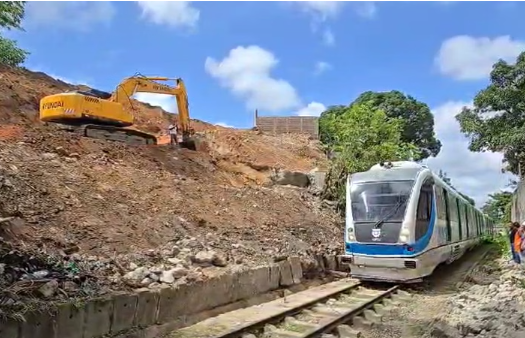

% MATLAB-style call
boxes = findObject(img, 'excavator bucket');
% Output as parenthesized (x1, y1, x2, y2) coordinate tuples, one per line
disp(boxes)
(179, 139, 197, 151)
(178, 130, 198, 151)
(179, 135, 197, 150)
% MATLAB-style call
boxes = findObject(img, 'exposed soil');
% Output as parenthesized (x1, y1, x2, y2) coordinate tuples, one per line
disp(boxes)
(0, 65, 338, 266)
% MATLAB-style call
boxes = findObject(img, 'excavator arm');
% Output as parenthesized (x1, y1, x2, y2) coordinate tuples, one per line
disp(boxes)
(108, 75, 192, 136)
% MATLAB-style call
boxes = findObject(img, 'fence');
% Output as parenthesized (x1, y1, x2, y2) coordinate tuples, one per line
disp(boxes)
(254, 110, 320, 139)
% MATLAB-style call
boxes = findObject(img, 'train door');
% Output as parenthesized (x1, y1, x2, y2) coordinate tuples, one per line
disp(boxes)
(463, 205, 470, 239)
(415, 177, 434, 241)
(435, 186, 451, 245)
(456, 198, 463, 240)
(442, 189, 452, 242)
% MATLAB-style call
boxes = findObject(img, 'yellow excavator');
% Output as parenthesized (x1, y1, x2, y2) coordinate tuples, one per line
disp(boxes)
(39, 74, 196, 149)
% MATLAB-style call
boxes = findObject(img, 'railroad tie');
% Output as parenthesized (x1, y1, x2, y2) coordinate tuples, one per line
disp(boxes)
(337, 324, 363, 338)
(352, 316, 374, 329)
(391, 290, 412, 302)
(363, 309, 383, 323)
(382, 298, 401, 307)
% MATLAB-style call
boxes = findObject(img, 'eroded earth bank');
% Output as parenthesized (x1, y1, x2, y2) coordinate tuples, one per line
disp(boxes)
(0, 65, 342, 321)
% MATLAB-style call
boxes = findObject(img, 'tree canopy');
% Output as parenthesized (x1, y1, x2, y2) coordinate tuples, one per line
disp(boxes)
(482, 191, 513, 224)
(321, 103, 419, 210)
(456, 51, 525, 175)
(0, 1, 28, 67)
(348, 91, 442, 160)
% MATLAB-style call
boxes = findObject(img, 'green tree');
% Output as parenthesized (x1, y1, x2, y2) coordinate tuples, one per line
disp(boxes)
(482, 191, 513, 224)
(456, 51, 525, 175)
(0, 1, 29, 67)
(322, 103, 419, 211)
(349, 91, 442, 160)
(437, 170, 476, 206)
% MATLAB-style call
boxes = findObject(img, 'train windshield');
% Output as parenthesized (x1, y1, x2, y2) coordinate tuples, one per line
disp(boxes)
(350, 180, 414, 222)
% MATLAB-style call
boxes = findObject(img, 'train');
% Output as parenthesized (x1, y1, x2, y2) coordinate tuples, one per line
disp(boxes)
(341, 161, 495, 283)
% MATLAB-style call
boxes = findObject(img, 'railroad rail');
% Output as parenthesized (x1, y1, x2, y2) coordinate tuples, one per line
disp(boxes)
(170, 279, 412, 338)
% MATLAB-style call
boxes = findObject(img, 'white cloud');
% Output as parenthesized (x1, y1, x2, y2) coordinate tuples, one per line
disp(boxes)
(293, 1, 376, 20)
(295, 102, 327, 117)
(215, 122, 235, 128)
(291, 1, 372, 46)
(136, 1, 200, 30)
(24, 1, 115, 31)
(354, 2, 377, 19)
(423, 101, 513, 206)
(314, 61, 332, 75)
(295, 1, 346, 21)
(133, 93, 178, 114)
(322, 29, 335, 46)
(205, 45, 301, 112)
(435, 35, 525, 81)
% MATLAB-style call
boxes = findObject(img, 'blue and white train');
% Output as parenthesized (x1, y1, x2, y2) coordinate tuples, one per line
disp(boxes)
(342, 161, 494, 283)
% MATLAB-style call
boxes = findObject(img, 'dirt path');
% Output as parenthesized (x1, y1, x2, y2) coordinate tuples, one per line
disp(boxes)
(359, 245, 494, 338)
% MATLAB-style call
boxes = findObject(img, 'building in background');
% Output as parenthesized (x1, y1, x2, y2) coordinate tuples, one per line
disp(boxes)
(254, 110, 320, 140)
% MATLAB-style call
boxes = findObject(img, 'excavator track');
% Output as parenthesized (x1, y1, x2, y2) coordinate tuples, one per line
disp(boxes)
(52, 123, 157, 146)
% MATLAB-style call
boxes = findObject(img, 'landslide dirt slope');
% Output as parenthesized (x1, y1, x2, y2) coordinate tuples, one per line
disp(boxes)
(0, 64, 214, 132)
(0, 66, 338, 266)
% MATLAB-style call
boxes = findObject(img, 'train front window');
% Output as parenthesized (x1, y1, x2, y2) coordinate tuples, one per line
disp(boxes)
(350, 181, 414, 222)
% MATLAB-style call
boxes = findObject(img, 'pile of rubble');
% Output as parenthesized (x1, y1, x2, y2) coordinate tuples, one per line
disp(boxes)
(431, 258, 525, 338)
(0, 241, 104, 317)
(0, 65, 343, 311)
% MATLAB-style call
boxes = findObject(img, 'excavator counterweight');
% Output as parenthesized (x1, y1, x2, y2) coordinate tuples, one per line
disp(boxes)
(39, 75, 196, 149)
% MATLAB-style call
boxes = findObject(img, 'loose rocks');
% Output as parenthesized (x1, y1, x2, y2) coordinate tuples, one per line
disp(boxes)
(433, 259, 525, 338)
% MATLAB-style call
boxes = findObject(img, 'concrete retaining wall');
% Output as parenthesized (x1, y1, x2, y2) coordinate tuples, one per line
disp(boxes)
(0, 255, 349, 338)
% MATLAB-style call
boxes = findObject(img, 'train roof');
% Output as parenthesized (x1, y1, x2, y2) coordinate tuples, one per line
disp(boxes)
(350, 161, 487, 215)
(351, 161, 427, 184)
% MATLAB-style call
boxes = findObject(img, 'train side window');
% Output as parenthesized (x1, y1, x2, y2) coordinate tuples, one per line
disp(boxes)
(464, 205, 470, 238)
(415, 178, 433, 240)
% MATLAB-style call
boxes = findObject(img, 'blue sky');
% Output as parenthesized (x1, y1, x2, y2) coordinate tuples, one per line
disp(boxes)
(7, 1, 525, 204)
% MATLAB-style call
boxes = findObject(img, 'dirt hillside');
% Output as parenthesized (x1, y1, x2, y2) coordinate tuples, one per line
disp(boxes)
(0, 65, 338, 267)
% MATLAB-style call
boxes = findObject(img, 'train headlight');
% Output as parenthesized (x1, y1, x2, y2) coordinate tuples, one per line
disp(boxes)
(347, 228, 355, 241)
(399, 229, 410, 243)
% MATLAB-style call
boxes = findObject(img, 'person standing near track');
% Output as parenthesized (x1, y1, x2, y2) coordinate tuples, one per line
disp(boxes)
(520, 223, 525, 265)
(510, 222, 521, 264)
(513, 222, 525, 265)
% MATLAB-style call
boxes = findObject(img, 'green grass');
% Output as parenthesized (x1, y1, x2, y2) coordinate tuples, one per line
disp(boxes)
(482, 233, 511, 258)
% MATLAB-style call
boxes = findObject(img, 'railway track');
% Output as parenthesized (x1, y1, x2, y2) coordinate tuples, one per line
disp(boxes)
(170, 279, 413, 338)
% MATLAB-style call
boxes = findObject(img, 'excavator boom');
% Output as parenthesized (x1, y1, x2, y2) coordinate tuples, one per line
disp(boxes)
(109, 75, 193, 137)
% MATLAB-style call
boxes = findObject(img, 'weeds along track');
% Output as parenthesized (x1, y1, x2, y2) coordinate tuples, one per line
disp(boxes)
(403, 245, 495, 295)
(171, 279, 413, 338)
